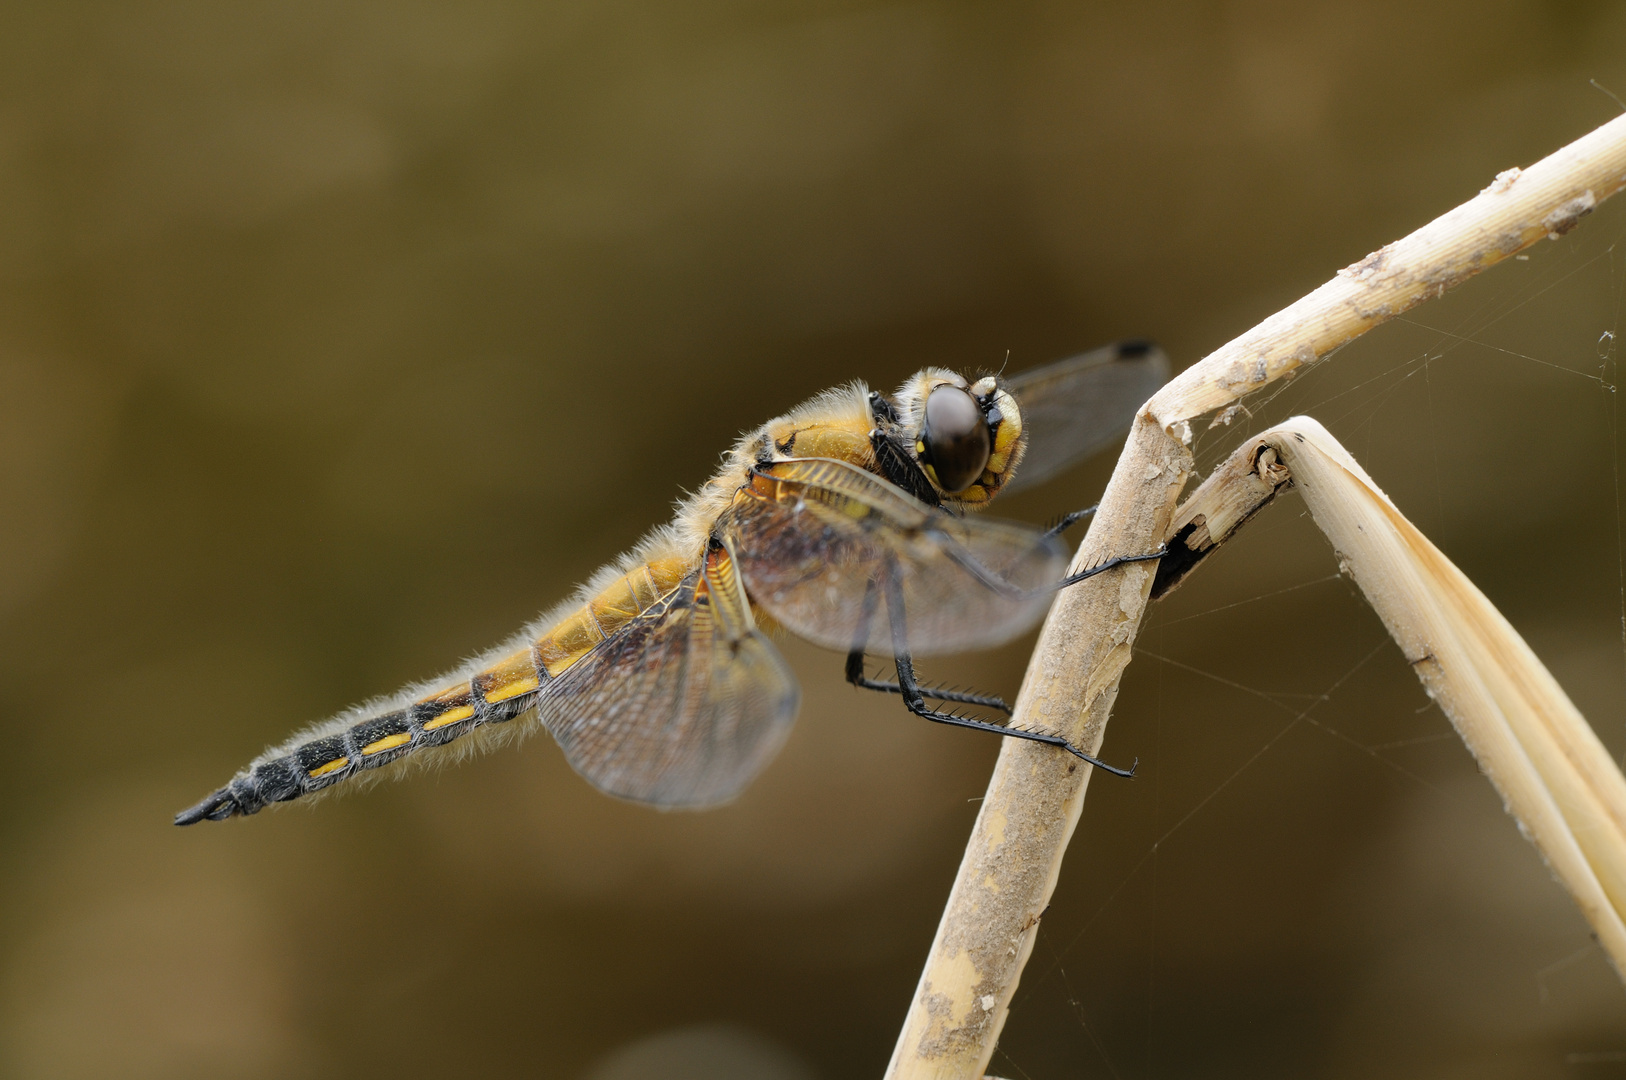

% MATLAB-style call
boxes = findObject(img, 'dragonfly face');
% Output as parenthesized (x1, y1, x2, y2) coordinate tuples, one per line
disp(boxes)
(175, 342, 1169, 824)
(867, 370, 1026, 506)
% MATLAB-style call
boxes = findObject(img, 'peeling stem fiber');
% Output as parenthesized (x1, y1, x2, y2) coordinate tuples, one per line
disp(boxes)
(886, 112, 1626, 1079)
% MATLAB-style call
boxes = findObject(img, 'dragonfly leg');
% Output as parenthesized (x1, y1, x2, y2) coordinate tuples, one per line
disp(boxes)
(845, 649, 1012, 713)
(1058, 546, 1167, 589)
(879, 562, 1136, 778)
(1043, 503, 1099, 540)
(933, 525, 1164, 601)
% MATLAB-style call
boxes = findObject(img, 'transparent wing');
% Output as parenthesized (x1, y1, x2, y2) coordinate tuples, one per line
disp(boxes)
(1001, 340, 1170, 495)
(729, 458, 1068, 657)
(537, 562, 800, 809)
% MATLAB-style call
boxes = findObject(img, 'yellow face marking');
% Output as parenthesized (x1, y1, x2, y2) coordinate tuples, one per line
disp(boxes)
(361, 733, 411, 756)
(422, 705, 475, 731)
(993, 391, 1021, 455)
(308, 757, 349, 778)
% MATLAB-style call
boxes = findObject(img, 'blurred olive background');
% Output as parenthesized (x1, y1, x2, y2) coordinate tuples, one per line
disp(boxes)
(5, 2, 1626, 1077)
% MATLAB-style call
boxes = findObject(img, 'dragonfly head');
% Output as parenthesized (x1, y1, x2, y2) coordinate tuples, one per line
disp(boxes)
(891, 369, 1026, 507)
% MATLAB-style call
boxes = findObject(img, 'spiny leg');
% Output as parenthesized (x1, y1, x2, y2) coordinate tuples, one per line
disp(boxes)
(1040, 502, 1169, 587)
(932, 520, 1164, 601)
(843, 579, 1009, 712)
(845, 649, 1013, 712)
(1058, 547, 1167, 589)
(878, 560, 1136, 778)
(1043, 503, 1099, 541)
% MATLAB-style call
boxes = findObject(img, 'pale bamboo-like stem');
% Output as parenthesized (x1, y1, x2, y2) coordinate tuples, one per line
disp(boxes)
(1269, 418, 1626, 966)
(1162, 421, 1626, 969)
(887, 111, 1626, 1079)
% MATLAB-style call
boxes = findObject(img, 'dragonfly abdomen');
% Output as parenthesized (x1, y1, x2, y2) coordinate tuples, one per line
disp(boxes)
(174, 555, 694, 824)
(535, 557, 689, 676)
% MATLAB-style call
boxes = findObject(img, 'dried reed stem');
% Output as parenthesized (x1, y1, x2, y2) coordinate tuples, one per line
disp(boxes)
(1172, 418, 1626, 966)
(887, 110, 1626, 1079)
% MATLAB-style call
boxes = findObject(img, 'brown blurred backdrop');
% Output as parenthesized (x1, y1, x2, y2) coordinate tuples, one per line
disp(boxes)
(4, 2, 1626, 1077)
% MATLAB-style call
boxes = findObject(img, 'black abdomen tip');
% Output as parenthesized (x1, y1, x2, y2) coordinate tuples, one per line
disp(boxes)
(173, 788, 239, 826)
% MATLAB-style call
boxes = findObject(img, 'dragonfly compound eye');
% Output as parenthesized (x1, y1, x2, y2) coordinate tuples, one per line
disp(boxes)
(920, 384, 992, 493)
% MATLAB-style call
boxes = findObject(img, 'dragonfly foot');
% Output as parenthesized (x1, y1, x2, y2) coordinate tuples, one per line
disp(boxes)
(1058, 546, 1168, 589)
(1043, 504, 1100, 540)
(902, 700, 1136, 777)
(844, 656, 1013, 714)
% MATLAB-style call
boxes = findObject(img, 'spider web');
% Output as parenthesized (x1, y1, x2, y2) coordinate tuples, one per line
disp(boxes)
(993, 184, 1626, 1077)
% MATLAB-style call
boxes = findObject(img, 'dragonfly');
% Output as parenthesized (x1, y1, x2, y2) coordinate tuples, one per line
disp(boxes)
(176, 341, 1169, 824)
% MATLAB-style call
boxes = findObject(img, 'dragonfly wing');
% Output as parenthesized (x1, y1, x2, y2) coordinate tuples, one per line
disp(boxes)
(537, 554, 800, 809)
(1001, 341, 1170, 495)
(729, 458, 1068, 657)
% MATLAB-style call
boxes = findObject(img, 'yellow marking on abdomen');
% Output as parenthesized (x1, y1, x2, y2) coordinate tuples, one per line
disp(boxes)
(361, 733, 412, 755)
(628, 564, 663, 610)
(309, 757, 349, 778)
(536, 557, 689, 677)
(474, 649, 541, 703)
(419, 683, 476, 730)
(536, 608, 605, 678)
(590, 575, 641, 624)
(423, 705, 474, 731)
